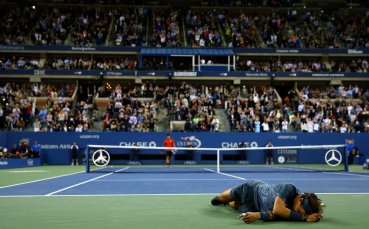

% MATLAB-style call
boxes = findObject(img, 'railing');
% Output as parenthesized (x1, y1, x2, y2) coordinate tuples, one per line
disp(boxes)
(1, 69, 368, 78)
(0, 45, 368, 55)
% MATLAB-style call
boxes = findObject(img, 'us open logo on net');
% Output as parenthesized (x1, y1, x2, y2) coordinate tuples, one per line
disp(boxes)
(177, 136, 202, 148)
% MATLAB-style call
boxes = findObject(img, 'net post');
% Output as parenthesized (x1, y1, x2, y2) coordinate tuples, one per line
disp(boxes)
(85, 145, 89, 173)
(216, 149, 220, 173)
(344, 146, 349, 173)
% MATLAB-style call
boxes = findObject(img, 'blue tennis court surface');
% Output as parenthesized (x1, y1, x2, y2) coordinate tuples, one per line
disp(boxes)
(1, 165, 369, 196)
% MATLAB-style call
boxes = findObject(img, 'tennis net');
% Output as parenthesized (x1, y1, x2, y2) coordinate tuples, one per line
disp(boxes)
(85, 144, 348, 173)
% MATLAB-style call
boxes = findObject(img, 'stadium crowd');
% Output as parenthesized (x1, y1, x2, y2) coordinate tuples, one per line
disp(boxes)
(148, 7, 182, 47)
(44, 57, 92, 70)
(96, 81, 368, 134)
(226, 84, 369, 133)
(71, 7, 111, 46)
(0, 82, 100, 132)
(1, 81, 368, 133)
(163, 82, 221, 131)
(236, 57, 369, 73)
(92, 56, 137, 70)
(113, 7, 145, 47)
(0, 55, 92, 70)
(0, 140, 41, 159)
(185, 9, 223, 47)
(218, 0, 297, 7)
(100, 83, 158, 132)
(1, 5, 368, 49)
(220, 8, 369, 49)
(1, 2, 369, 134)
(0, 6, 111, 46)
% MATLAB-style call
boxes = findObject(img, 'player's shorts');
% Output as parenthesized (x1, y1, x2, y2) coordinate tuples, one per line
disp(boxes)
(71, 150, 78, 158)
(265, 150, 273, 157)
(165, 151, 173, 157)
(230, 180, 263, 212)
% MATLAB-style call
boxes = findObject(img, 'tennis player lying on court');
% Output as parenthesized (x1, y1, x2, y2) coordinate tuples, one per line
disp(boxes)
(211, 180, 323, 223)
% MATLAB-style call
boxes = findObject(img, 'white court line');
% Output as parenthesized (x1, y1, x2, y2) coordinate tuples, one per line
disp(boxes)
(94, 177, 369, 182)
(271, 166, 312, 172)
(1, 193, 369, 198)
(5, 170, 47, 173)
(45, 167, 129, 196)
(95, 178, 239, 181)
(0, 171, 85, 189)
(324, 172, 369, 178)
(274, 167, 369, 177)
(204, 168, 246, 180)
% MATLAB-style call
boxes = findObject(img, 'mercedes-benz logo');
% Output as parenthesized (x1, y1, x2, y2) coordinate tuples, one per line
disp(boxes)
(92, 149, 110, 167)
(325, 149, 342, 167)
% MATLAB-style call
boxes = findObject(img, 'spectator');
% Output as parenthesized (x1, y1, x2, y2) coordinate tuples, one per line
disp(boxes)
(31, 141, 41, 158)
(9, 143, 18, 158)
(238, 141, 248, 161)
(348, 146, 362, 165)
(265, 140, 274, 165)
(113, 7, 145, 47)
(70, 141, 79, 166)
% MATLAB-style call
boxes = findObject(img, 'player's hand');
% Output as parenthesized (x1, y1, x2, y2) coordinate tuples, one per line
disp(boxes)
(172, 149, 176, 154)
(238, 212, 260, 224)
(306, 213, 323, 222)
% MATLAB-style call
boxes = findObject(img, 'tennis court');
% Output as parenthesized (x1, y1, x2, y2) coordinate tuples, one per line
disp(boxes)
(1, 165, 369, 229)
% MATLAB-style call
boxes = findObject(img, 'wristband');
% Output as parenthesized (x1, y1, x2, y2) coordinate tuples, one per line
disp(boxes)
(260, 212, 270, 221)
(290, 211, 303, 221)
(302, 198, 312, 215)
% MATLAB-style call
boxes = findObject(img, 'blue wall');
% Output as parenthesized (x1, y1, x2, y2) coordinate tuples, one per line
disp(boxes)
(0, 158, 41, 169)
(1, 132, 369, 165)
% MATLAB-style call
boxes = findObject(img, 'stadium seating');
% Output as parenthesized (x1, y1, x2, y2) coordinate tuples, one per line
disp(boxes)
(0, 1, 368, 134)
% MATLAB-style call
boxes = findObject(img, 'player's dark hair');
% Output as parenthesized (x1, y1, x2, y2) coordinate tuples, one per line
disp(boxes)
(302, 193, 323, 213)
